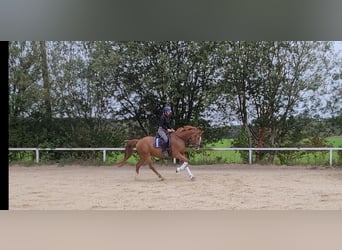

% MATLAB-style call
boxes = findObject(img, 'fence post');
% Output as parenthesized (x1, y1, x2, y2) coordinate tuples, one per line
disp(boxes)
(35, 149, 39, 163)
(249, 149, 252, 164)
(103, 150, 106, 162)
(329, 149, 333, 167)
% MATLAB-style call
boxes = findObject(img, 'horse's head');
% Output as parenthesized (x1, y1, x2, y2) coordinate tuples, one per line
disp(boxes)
(189, 129, 203, 150)
(176, 126, 203, 150)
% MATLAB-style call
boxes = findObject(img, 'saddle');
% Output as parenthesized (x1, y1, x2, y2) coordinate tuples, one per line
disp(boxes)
(153, 134, 165, 148)
(153, 134, 170, 149)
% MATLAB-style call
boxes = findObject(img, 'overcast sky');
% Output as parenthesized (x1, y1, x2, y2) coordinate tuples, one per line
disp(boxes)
(334, 41, 342, 55)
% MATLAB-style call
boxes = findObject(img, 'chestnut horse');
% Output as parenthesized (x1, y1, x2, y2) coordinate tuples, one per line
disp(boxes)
(117, 125, 203, 181)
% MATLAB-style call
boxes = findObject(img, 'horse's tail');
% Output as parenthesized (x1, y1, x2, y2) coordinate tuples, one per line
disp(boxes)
(117, 139, 139, 167)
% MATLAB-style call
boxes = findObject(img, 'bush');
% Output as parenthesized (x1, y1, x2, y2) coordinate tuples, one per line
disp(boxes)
(232, 128, 249, 163)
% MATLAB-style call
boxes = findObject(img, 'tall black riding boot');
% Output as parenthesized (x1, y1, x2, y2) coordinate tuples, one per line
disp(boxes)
(161, 144, 168, 156)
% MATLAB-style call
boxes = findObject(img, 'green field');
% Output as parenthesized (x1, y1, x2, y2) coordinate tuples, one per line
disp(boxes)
(190, 137, 342, 166)
(326, 136, 342, 147)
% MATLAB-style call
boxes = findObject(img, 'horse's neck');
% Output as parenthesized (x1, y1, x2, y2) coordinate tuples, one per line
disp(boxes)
(173, 130, 193, 141)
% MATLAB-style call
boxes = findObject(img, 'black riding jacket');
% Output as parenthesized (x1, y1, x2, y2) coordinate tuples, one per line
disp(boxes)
(159, 113, 173, 130)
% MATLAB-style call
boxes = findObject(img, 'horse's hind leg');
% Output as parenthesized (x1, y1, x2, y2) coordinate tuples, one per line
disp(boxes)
(146, 158, 164, 181)
(135, 158, 145, 175)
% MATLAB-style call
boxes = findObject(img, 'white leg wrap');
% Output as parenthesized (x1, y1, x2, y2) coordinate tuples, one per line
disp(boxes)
(177, 162, 188, 172)
(180, 162, 188, 171)
(185, 167, 193, 178)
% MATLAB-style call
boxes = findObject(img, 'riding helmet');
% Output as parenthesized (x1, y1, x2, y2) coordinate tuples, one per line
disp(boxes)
(163, 106, 171, 112)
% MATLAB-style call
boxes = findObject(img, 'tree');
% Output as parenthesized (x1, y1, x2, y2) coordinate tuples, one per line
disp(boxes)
(88, 41, 223, 138)
(9, 41, 44, 147)
(217, 41, 336, 162)
(9, 41, 340, 154)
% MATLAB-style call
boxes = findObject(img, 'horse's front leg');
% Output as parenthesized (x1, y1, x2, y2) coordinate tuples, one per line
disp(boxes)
(176, 161, 188, 173)
(175, 155, 195, 181)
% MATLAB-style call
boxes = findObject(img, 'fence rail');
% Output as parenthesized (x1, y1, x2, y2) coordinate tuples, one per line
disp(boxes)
(9, 147, 342, 166)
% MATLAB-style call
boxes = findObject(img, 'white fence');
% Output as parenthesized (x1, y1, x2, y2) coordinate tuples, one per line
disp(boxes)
(8, 147, 342, 166)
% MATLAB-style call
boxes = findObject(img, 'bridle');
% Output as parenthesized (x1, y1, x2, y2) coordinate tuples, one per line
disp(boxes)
(188, 133, 202, 150)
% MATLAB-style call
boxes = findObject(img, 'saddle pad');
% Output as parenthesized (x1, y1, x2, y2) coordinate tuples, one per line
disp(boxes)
(153, 137, 163, 148)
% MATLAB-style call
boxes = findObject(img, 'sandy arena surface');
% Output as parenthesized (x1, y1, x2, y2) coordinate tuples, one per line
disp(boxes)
(9, 164, 342, 210)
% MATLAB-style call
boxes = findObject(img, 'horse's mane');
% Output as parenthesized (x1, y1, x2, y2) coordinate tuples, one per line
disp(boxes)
(176, 125, 200, 133)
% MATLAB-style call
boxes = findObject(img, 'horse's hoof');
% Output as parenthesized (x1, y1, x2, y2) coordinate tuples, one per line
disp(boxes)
(176, 168, 180, 173)
(160, 177, 165, 181)
(190, 176, 195, 181)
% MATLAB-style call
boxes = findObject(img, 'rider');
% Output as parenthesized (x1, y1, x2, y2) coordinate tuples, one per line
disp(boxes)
(158, 105, 175, 156)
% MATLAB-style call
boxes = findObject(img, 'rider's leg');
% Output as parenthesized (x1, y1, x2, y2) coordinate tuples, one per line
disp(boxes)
(158, 128, 169, 155)
(161, 143, 168, 156)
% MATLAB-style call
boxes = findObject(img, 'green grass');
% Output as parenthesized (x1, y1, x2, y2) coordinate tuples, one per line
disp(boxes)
(191, 137, 342, 166)
(326, 136, 342, 147)
(190, 139, 242, 164)
(207, 139, 234, 148)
